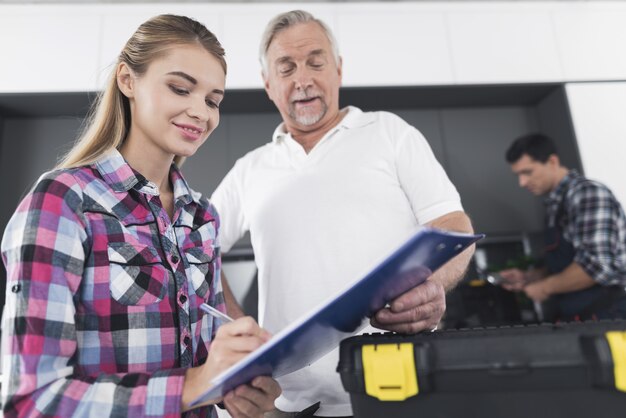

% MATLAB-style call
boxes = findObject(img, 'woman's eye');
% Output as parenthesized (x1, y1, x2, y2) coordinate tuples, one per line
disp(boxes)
(205, 99, 219, 109)
(169, 85, 188, 95)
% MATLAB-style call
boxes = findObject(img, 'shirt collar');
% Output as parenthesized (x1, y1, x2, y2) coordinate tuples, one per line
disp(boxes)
(94, 149, 194, 206)
(271, 106, 375, 144)
(545, 169, 581, 206)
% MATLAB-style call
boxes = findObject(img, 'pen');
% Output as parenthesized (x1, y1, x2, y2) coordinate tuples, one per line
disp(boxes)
(200, 303, 235, 323)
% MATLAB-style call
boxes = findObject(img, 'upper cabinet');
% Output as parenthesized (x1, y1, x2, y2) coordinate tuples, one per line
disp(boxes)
(336, 10, 454, 86)
(553, 10, 626, 81)
(0, 9, 102, 92)
(1, 2, 626, 93)
(447, 10, 562, 83)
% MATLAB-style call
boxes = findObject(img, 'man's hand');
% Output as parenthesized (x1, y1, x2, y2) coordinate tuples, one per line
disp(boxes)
(524, 280, 552, 302)
(499, 268, 528, 291)
(224, 376, 282, 418)
(370, 280, 445, 334)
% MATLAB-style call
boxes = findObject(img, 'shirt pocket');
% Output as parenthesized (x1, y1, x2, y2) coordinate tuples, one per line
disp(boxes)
(183, 244, 219, 300)
(108, 241, 168, 305)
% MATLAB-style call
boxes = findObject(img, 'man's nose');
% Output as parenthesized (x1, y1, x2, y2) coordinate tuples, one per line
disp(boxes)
(519, 176, 528, 188)
(293, 68, 314, 91)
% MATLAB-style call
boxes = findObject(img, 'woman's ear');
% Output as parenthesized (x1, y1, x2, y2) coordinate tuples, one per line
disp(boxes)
(117, 62, 134, 98)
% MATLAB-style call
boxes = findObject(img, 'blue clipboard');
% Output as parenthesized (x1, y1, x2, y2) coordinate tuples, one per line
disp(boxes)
(190, 227, 483, 406)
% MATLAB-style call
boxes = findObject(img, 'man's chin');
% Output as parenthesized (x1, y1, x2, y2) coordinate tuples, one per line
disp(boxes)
(293, 112, 325, 127)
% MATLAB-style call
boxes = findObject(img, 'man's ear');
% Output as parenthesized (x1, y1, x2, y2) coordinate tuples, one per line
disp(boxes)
(263, 71, 274, 103)
(548, 154, 561, 167)
(337, 56, 343, 80)
(117, 62, 135, 98)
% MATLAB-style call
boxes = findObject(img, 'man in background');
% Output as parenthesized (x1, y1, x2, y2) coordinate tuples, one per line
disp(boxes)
(211, 10, 474, 417)
(500, 133, 626, 321)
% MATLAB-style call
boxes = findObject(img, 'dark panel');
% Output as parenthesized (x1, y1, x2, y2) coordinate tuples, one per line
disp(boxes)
(536, 85, 583, 173)
(0, 92, 96, 118)
(341, 83, 561, 110)
(0, 83, 563, 118)
(440, 106, 545, 235)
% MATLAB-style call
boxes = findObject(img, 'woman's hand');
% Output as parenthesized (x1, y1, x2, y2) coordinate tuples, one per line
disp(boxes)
(181, 316, 272, 411)
(224, 376, 282, 418)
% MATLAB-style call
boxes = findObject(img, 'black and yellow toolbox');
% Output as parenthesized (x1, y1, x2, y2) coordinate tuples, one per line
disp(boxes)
(337, 321, 626, 418)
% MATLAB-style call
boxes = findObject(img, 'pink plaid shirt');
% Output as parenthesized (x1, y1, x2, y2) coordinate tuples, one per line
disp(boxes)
(1, 149, 224, 417)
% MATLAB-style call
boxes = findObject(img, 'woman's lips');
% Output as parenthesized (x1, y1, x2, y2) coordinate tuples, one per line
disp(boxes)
(174, 123, 204, 141)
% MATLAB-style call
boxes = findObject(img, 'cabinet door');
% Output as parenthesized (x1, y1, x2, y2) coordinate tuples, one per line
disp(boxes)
(337, 10, 453, 87)
(553, 10, 626, 81)
(447, 10, 562, 83)
(0, 10, 101, 93)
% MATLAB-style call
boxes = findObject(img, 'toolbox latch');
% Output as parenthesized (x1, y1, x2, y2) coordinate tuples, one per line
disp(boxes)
(361, 343, 418, 401)
(606, 331, 626, 392)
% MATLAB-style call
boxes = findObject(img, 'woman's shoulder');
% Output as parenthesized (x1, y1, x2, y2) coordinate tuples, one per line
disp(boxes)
(30, 166, 96, 196)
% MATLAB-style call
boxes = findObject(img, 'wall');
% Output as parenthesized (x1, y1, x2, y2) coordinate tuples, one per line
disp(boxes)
(1, 2, 626, 93)
(566, 81, 626, 207)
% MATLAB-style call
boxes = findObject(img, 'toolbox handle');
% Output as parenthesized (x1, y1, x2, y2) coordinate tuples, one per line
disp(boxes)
(488, 362, 531, 377)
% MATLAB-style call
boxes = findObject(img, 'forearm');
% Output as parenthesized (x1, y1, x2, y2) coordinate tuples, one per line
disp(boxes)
(3, 360, 188, 417)
(525, 267, 548, 283)
(426, 211, 475, 291)
(221, 271, 246, 319)
(543, 262, 597, 295)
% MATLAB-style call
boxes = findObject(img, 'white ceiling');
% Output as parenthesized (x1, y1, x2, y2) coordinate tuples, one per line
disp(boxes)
(0, 0, 609, 3)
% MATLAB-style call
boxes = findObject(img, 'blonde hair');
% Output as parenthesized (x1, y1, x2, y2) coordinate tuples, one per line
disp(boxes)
(56, 14, 226, 169)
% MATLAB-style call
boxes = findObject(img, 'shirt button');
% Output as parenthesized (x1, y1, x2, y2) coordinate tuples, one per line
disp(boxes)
(179, 294, 187, 304)
(183, 336, 191, 346)
(11, 284, 21, 293)
(171, 254, 180, 264)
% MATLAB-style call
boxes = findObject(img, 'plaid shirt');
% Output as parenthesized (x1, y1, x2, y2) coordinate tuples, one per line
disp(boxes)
(1, 150, 224, 417)
(545, 170, 626, 286)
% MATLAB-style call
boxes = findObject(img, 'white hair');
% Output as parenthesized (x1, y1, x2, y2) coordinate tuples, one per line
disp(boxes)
(259, 10, 340, 75)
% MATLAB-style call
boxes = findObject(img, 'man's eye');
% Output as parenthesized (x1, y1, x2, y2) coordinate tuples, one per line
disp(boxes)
(169, 85, 188, 95)
(278, 66, 295, 75)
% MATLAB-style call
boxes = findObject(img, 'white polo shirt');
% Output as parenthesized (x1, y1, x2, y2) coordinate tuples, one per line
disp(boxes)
(211, 106, 462, 416)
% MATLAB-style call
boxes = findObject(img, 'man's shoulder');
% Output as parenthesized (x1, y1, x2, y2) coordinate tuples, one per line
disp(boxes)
(351, 107, 407, 126)
(343, 108, 416, 142)
(566, 173, 616, 202)
(569, 173, 608, 191)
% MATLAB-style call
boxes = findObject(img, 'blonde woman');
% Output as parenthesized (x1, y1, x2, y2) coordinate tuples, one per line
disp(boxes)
(1, 14, 280, 418)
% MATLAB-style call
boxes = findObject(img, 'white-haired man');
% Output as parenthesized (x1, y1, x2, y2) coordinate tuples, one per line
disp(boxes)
(212, 10, 474, 418)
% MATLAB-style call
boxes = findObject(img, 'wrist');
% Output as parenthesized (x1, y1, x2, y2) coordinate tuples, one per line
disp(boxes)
(182, 366, 220, 412)
(525, 268, 542, 283)
(182, 367, 202, 411)
(541, 275, 556, 296)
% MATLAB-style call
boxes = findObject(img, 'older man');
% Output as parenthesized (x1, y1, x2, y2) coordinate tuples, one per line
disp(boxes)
(211, 10, 473, 418)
